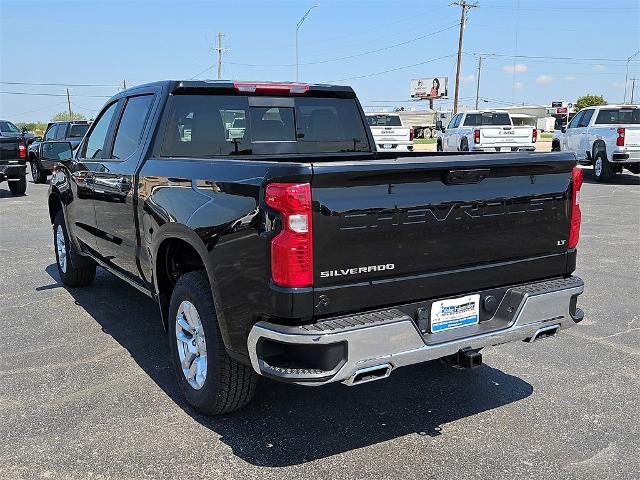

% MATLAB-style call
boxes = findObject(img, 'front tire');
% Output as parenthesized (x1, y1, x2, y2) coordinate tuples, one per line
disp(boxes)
(593, 151, 614, 182)
(53, 210, 96, 286)
(8, 176, 27, 195)
(168, 270, 257, 415)
(436, 140, 443, 151)
(31, 161, 47, 184)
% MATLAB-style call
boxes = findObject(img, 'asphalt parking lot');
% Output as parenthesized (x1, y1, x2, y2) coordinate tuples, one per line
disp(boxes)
(0, 166, 638, 480)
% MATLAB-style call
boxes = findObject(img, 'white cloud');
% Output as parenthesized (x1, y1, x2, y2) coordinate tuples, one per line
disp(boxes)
(503, 63, 528, 74)
(514, 81, 524, 90)
(460, 74, 475, 83)
(536, 74, 553, 84)
(594, 64, 606, 72)
(564, 75, 576, 81)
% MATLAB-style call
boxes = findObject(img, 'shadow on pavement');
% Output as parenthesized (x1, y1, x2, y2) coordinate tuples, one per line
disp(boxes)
(44, 263, 533, 467)
(582, 167, 640, 185)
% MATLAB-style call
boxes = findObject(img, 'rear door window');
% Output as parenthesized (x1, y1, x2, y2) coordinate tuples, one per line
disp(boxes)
(463, 113, 511, 126)
(578, 109, 594, 127)
(55, 123, 68, 140)
(111, 95, 154, 160)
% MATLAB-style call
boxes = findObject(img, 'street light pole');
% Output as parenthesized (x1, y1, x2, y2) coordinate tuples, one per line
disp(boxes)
(624, 50, 639, 103)
(296, 4, 319, 81)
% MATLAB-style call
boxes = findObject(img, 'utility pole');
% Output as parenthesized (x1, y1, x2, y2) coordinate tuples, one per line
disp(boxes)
(623, 51, 639, 103)
(214, 32, 228, 80)
(452, 1, 478, 114)
(631, 78, 638, 104)
(475, 55, 483, 109)
(66, 88, 72, 120)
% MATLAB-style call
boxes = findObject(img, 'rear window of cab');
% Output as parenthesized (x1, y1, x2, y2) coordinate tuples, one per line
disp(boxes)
(158, 95, 370, 157)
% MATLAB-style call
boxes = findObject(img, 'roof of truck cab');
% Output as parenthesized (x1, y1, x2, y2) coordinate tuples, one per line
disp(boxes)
(114, 80, 356, 96)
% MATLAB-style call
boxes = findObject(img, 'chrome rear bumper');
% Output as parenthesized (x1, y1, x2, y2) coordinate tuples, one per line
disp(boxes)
(247, 277, 584, 386)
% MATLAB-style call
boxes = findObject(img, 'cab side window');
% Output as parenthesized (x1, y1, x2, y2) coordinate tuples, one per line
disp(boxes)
(80, 102, 118, 159)
(567, 111, 583, 129)
(44, 124, 58, 141)
(578, 109, 594, 127)
(447, 114, 460, 129)
(55, 123, 68, 140)
(111, 95, 154, 160)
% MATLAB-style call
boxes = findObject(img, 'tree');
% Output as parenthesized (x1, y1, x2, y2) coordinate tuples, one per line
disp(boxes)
(51, 111, 86, 121)
(574, 95, 607, 111)
(16, 121, 48, 135)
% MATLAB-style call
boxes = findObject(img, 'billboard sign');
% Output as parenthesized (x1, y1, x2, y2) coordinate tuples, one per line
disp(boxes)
(411, 77, 449, 99)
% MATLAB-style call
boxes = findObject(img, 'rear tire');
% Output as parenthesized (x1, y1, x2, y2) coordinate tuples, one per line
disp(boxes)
(168, 270, 257, 415)
(8, 176, 26, 195)
(31, 161, 47, 184)
(53, 210, 96, 287)
(460, 138, 469, 152)
(593, 151, 614, 182)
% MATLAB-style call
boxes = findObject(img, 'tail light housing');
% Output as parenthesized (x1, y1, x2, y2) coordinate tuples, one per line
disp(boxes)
(410, 129, 414, 141)
(616, 127, 625, 147)
(473, 129, 480, 144)
(568, 166, 583, 249)
(265, 183, 313, 287)
(18, 143, 26, 159)
(532, 128, 538, 143)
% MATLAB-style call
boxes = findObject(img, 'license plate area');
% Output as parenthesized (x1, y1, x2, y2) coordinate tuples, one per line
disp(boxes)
(429, 294, 480, 333)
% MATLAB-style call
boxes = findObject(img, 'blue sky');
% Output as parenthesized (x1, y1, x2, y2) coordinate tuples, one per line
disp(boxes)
(1, 0, 639, 122)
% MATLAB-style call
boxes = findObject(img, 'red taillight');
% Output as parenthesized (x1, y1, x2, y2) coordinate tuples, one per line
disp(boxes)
(18, 143, 26, 159)
(616, 127, 625, 147)
(234, 81, 309, 95)
(265, 183, 313, 287)
(568, 166, 583, 249)
(473, 129, 480, 144)
(410, 129, 414, 141)
(532, 128, 538, 143)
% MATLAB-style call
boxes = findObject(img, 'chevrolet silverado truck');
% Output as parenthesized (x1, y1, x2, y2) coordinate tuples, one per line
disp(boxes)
(0, 120, 28, 195)
(437, 110, 536, 152)
(558, 104, 640, 182)
(45, 80, 585, 415)
(366, 113, 414, 151)
(28, 120, 90, 183)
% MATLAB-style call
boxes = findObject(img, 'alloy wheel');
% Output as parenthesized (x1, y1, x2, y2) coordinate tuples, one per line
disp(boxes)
(175, 300, 208, 390)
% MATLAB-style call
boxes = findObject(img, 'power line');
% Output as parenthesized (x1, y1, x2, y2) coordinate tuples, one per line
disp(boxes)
(326, 53, 458, 82)
(0, 91, 112, 98)
(226, 24, 460, 68)
(0, 81, 120, 88)
(3, 102, 67, 118)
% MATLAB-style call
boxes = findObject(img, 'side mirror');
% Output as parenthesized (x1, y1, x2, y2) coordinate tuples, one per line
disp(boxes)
(435, 120, 442, 130)
(40, 141, 73, 162)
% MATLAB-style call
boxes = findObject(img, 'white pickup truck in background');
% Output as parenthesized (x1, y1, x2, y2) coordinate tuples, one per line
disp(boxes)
(558, 104, 640, 182)
(436, 110, 536, 152)
(366, 113, 414, 151)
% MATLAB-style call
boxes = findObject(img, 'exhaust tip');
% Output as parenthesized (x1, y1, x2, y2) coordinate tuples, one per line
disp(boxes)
(526, 324, 560, 343)
(346, 364, 392, 386)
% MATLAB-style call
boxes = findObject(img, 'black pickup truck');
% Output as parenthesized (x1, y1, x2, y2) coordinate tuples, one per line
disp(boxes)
(0, 120, 28, 195)
(44, 80, 585, 415)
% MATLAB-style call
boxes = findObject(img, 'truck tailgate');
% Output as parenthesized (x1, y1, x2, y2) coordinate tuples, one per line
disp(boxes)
(480, 126, 532, 144)
(0, 137, 21, 160)
(311, 152, 575, 316)
(369, 126, 411, 144)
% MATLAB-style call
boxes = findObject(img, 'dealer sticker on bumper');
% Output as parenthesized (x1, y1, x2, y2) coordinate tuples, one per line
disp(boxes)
(430, 294, 480, 333)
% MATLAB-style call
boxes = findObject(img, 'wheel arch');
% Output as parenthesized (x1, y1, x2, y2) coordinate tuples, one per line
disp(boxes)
(592, 140, 607, 159)
(151, 225, 222, 334)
